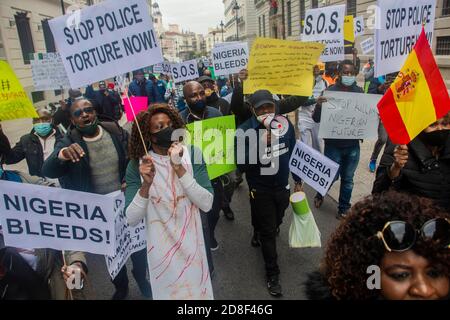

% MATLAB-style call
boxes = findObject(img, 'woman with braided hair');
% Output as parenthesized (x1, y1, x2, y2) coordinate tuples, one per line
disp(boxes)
(125, 104, 214, 300)
(306, 191, 449, 300)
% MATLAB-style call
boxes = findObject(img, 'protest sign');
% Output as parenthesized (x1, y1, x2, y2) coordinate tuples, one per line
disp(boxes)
(171, 59, 199, 84)
(360, 37, 375, 54)
(289, 141, 339, 196)
(161, 62, 172, 76)
(105, 192, 146, 280)
(344, 15, 355, 54)
(374, 0, 436, 77)
(318, 91, 382, 140)
(301, 4, 345, 62)
(212, 42, 249, 76)
(0, 61, 38, 121)
(244, 38, 324, 96)
(123, 96, 148, 121)
(152, 63, 163, 74)
(31, 53, 71, 91)
(354, 16, 365, 38)
(48, 0, 163, 89)
(0, 180, 115, 255)
(185, 115, 236, 180)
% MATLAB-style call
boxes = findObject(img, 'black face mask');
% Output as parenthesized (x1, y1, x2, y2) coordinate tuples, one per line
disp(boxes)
(151, 127, 175, 149)
(188, 100, 206, 113)
(206, 92, 218, 104)
(419, 130, 450, 147)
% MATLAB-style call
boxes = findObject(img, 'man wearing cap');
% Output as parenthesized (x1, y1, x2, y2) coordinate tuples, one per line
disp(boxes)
(129, 69, 158, 104)
(87, 81, 122, 121)
(198, 75, 231, 116)
(236, 90, 302, 297)
(148, 74, 166, 103)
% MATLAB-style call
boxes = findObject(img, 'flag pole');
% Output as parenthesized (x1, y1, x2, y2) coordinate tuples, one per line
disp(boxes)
(123, 88, 149, 155)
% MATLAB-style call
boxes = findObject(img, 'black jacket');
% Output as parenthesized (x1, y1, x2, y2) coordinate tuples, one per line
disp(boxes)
(2, 129, 62, 177)
(41, 122, 129, 193)
(372, 136, 450, 210)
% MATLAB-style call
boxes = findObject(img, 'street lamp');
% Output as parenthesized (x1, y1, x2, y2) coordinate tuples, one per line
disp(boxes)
(233, 1, 240, 41)
(212, 31, 216, 45)
(220, 20, 225, 42)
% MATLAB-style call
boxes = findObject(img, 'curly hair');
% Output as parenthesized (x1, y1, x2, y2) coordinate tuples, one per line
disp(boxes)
(322, 191, 450, 300)
(128, 103, 185, 160)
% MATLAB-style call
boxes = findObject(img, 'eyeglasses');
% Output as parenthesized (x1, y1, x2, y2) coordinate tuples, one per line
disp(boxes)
(72, 107, 95, 118)
(376, 218, 450, 252)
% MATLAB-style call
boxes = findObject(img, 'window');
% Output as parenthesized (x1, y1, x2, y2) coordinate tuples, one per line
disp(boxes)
(41, 19, 55, 52)
(54, 89, 62, 96)
(15, 12, 34, 65)
(259, 16, 262, 36)
(443, 0, 450, 16)
(31, 91, 44, 103)
(263, 15, 266, 37)
(436, 36, 450, 55)
(287, 1, 292, 36)
(347, 0, 357, 16)
(311, 0, 318, 9)
(300, 0, 305, 33)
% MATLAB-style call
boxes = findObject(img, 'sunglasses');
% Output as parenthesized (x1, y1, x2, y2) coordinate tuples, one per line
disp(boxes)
(376, 218, 450, 252)
(72, 106, 95, 118)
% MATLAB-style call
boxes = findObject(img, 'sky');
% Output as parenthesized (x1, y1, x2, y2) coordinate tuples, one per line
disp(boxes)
(155, 0, 225, 35)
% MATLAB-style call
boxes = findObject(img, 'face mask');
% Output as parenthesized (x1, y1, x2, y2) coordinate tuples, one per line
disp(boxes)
(206, 92, 218, 104)
(33, 123, 53, 137)
(76, 118, 99, 136)
(189, 100, 206, 113)
(151, 126, 175, 149)
(341, 76, 356, 87)
(256, 113, 275, 127)
(420, 130, 449, 147)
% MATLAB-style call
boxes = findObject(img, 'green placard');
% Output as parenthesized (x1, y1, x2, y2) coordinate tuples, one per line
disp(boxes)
(186, 115, 236, 180)
(208, 66, 216, 80)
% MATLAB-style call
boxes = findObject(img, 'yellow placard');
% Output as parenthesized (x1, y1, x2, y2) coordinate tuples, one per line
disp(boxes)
(344, 15, 355, 45)
(244, 38, 324, 96)
(0, 61, 38, 121)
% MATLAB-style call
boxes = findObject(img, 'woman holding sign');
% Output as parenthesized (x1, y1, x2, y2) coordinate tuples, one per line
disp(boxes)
(125, 104, 214, 300)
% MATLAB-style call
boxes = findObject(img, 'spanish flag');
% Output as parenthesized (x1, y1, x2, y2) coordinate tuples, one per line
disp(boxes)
(378, 28, 450, 145)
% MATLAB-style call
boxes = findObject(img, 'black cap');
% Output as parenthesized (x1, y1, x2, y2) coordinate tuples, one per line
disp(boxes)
(249, 90, 275, 109)
(197, 75, 214, 83)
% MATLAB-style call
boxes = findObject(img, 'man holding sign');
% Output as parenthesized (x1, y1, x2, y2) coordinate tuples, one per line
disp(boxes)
(312, 60, 364, 219)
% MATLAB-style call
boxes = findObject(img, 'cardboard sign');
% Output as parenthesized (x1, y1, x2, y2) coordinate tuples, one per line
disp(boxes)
(212, 42, 249, 76)
(354, 16, 365, 37)
(31, 52, 71, 91)
(374, 0, 436, 77)
(360, 37, 375, 54)
(48, 0, 163, 88)
(344, 15, 355, 54)
(302, 4, 346, 62)
(171, 59, 199, 84)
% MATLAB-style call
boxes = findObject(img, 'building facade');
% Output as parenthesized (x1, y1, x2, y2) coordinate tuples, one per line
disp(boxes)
(223, 0, 258, 47)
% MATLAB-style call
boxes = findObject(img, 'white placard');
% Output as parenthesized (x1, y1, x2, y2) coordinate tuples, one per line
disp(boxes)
(152, 63, 163, 74)
(360, 37, 375, 54)
(318, 91, 382, 140)
(289, 141, 340, 196)
(374, 0, 436, 77)
(161, 62, 172, 76)
(0, 180, 115, 255)
(31, 53, 71, 91)
(48, 0, 163, 89)
(354, 16, 365, 38)
(171, 59, 199, 84)
(301, 4, 346, 62)
(212, 42, 249, 76)
(105, 192, 146, 280)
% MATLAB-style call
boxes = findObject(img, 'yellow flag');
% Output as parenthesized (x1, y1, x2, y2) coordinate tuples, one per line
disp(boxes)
(244, 38, 324, 96)
(0, 61, 38, 121)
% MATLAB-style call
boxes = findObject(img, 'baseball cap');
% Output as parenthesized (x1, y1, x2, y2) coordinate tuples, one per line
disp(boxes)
(249, 90, 275, 109)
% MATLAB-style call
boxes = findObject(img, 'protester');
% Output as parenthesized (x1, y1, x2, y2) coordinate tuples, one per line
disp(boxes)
(148, 74, 166, 103)
(367, 72, 397, 173)
(54, 89, 83, 131)
(86, 81, 122, 121)
(236, 89, 302, 297)
(220, 79, 232, 98)
(41, 99, 150, 300)
(180, 81, 223, 256)
(198, 75, 231, 115)
(312, 60, 364, 219)
(322, 62, 338, 86)
(362, 59, 375, 93)
(372, 112, 450, 211)
(125, 104, 214, 299)
(306, 191, 450, 300)
(1, 109, 62, 182)
(298, 65, 327, 152)
(129, 69, 157, 104)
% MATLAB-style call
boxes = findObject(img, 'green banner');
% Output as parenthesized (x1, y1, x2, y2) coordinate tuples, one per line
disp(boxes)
(208, 66, 217, 80)
(186, 115, 236, 180)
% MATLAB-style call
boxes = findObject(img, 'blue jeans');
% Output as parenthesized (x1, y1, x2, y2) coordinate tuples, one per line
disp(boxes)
(318, 144, 360, 212)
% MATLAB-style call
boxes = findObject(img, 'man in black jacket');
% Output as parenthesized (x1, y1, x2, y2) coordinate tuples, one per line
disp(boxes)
(198, 75, 231, 115)
(312, 60, 364, 219)
(372, 112, 450, 210)
(2, 109, 62, 182)
(42, 99, 151, 300)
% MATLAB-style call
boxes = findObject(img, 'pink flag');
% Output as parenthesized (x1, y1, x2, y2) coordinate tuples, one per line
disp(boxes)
(123, 96, 148, 122)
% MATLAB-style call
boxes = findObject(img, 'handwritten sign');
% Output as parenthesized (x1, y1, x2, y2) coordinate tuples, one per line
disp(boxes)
(31, 53, 71, 91)
(302, 4, 346, 62)
(0, 61, 38, 121)
(360, 37, 375, 54)
(319, 91, 382, 140)
(244, 38, 324, 96)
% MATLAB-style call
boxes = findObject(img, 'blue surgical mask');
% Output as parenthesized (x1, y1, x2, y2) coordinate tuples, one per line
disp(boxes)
(341, 76, 356, 87)
(34, 123, 53, 137)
